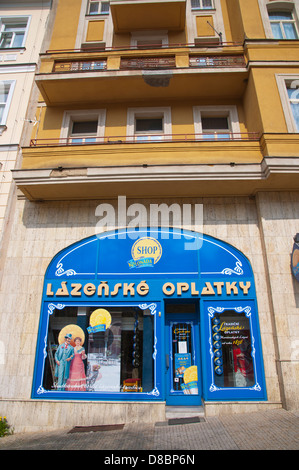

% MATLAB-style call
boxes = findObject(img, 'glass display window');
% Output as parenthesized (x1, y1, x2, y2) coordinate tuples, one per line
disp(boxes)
(34, 303, 158, 399)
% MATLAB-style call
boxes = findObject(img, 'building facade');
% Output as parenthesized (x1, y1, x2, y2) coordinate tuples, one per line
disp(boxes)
(0, 0, 299, 432)
(0, 0, 52, 240)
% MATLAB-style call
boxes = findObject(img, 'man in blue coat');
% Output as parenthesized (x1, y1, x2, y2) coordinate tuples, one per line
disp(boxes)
(55, 333, 75, 390)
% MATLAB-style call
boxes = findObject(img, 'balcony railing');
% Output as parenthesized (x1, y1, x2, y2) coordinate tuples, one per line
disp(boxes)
(53, 59, 107, 72)
(120, 56, 176, 70)
(190, 55, 246, 68)
(29, 132, 260, 147)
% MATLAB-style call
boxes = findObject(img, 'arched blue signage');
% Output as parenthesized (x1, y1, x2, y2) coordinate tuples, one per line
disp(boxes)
(32, 228, 267, 403)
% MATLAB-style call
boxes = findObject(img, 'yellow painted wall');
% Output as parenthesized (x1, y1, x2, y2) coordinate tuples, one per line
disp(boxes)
(250, 68, 289, 133)
(238, 0, 265, 39)
(48, 0, 82, 51)
(225, 0, 245, 42)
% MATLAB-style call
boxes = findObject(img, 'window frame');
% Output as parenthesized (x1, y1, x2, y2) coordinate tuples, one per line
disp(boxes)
(276, 74, 299, 132)
(60, 109, 106, 144)
(269, 10, 299, 39)
(87, 0, 110, 16)
(193, 105, 241, 140)
(0, 80, 16, 129)
(191, 0, 214, 11)
(0, 16, 30, 49)
(258, 0, 299, 39)
(127, 107, 172, 143)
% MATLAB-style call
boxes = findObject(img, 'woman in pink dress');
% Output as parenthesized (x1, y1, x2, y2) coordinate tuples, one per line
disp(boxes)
(66, 337, 87, 391)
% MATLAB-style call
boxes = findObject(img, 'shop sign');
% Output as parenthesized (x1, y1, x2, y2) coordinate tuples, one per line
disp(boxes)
(45, 279, 252, 299)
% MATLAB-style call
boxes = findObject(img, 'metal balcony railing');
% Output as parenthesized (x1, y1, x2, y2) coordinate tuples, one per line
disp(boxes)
(53, 59, 107, 72)
(120, 56, 176, 70)
(29, 132, 260, 147)
(190, 55, 246, 68)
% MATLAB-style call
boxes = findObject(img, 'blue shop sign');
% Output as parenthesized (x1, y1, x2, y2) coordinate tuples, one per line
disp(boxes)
(32, 228, 267, 404)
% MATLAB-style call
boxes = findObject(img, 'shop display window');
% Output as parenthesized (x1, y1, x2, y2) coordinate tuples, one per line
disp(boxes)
(41, 305, 154, 394)
(210, 308, 256, 389)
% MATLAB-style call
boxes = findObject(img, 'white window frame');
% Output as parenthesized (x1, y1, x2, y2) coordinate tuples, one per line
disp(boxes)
(87, 0, 110, 16)
(60, 109, 106, 144)
(0, 80, 15, 129)
(191, 0, 214, 11)
(269, 9, 299, 39)
(258, 0, 299, 39)
(127, 107, 172, 142)
(276, 74, 299, 132)
(0, 16, 30, 49)
(193, 105, 240, 139)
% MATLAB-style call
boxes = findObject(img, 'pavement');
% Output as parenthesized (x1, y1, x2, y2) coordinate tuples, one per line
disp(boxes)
(0, 408, 298, 452)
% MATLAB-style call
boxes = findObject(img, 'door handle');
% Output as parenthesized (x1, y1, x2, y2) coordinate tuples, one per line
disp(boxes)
(165, 354, 169, 370)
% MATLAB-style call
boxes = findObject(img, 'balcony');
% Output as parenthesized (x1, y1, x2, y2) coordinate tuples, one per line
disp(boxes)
(110, 0, 186, 33)
(35, 46, 247, 105)
(14, 132, 299, 201)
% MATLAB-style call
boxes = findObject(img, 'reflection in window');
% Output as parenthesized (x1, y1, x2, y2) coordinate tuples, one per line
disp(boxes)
(211, 310, 255, 388)
(191, 0, 213, 10)
(0, 18, 28, 48)
(69, 120, 98, 144)
(287, 84, 299, 131)
(269, 11, 298, 39)
(201, 116, 230, 140)
(88, 0, 110, 15)
(43, 306, 154, 393)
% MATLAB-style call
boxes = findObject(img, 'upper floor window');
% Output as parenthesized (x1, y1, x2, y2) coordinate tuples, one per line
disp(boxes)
(127, 107, 172, 142)
(60, 109, 106, 145)
(275, 74, 299, 133)
(201, 116, 230, 139)
(70, 120, 99, 144)
(88, 0, 110, 15)
(268, 11, 298, 39)
(191, 0, 214, 10)
(193, 106, 241, 140)
(287, 83, 299, 131)
(0, 80, 15, 127)
(0, 17, 29, 49)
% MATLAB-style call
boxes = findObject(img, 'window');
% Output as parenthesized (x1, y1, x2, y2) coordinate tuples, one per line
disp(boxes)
(191, 0, 214, 10)
(193, 106, 240, 140)
(269, 11, 298, 39)
(135, 117, 164, 142)
(287, 82, 299, 131)
(127, 107, 172, 142)
(211, 310, 255, 388)
(201, 116, 230, 139)
(0, 17, 29, 48)
(70, 120, 99, 144)
(60, 109, 106, 144)
(276, 75, 299, 133)
(0, 80, 15, 127)
(41, 305, 154, 394)
(88, 0, 110, 15)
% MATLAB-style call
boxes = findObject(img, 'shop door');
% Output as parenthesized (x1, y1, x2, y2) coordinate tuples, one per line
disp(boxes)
(165, 314, 202, 406)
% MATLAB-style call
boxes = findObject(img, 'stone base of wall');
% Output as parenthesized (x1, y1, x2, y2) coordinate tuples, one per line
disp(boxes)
(204, 401, 283, 417)
(0, 398, 284, 433)
(0, 399, 166, 433)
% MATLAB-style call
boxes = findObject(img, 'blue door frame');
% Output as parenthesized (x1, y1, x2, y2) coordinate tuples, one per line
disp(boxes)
(165, 313, 202, 406)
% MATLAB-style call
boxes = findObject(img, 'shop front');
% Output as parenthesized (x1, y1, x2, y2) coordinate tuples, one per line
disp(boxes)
(32, 228, 267, 407)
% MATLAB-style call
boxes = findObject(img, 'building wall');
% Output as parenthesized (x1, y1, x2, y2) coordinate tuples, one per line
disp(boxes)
(1, 192, 298, 431)
(0, 1, 51, 236)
